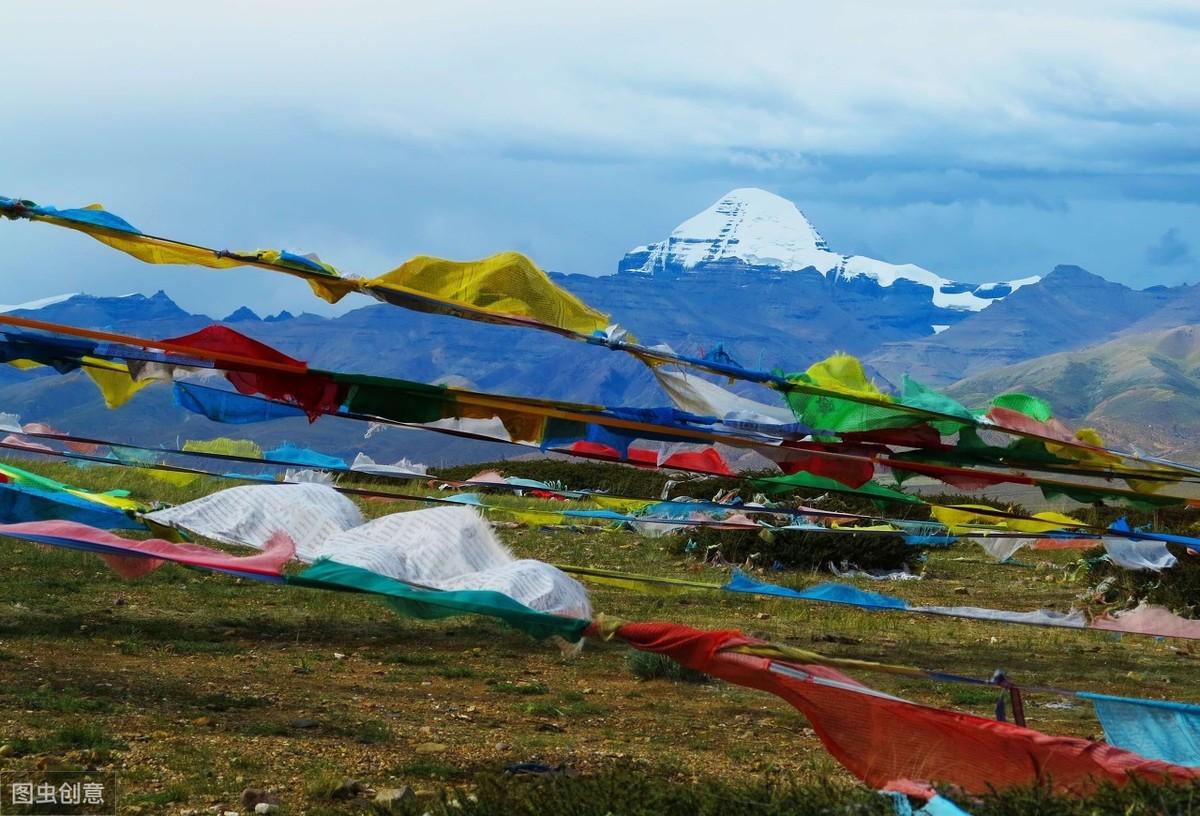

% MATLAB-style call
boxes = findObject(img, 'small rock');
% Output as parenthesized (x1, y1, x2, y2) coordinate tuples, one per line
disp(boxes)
(254, 805, 279, 815)
(240, 788, 278, 809)
(374, 786, 414, 806)
(494, 742, 512, 752)
(415, 742, 448, 754)
(333, 652, 347, 660)
(754, 612, 771, 620)
(288, 718, 319, 729)
(222, 811, 239, 816)
(813, 633, 861, 645)
(953, 586, 970, 595)
(331, 778, 364, 800)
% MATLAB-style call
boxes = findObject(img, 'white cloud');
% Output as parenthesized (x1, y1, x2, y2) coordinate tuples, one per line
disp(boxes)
(6, 1, 1199, 170)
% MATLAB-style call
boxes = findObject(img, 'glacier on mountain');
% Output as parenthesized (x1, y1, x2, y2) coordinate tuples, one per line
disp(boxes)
(618, 188, 1039, 312)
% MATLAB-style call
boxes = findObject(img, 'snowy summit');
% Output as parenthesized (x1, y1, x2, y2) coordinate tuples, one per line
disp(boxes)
(618, 188, 1039, 312)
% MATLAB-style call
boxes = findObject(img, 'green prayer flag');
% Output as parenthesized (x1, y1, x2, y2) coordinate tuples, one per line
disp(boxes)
(753, 470, 923, 504)
(992, 393, 1054, 422)
(288, 559, 590, 641)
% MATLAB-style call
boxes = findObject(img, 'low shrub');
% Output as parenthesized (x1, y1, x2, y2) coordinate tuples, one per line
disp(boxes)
(673, 525, 921, 572)
(625, 651, 709, 684)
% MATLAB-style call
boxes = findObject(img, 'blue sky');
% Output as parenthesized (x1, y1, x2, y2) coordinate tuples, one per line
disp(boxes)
(4, 1, 1199, 317)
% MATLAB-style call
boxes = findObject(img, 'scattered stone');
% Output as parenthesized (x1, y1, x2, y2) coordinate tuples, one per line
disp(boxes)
(813, 634, 861, 645)
(253, 804, 279, 815)
(953, 586, 970, 595)
(288, 718, 318, 729)
(331, 778, 364, 800)
(222, 811, 239, 816)
(754, 612, 771, 620)
(415, 742, 448, 754)
(333, 652, 347, 660)
(494, 742, 512, 752)
(374, 786, 414, 806)
(240, 788, 278, 810)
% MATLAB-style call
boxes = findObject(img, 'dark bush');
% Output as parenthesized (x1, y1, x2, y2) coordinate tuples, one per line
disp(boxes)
(625, 651, 709, 684)
(672, 525, 922, 572)
(1086, 541, 1200, 618)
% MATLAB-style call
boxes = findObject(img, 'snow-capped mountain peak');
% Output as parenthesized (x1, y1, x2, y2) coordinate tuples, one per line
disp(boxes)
(0, 293, 80, 313)
(618, 188, 1040, 313)
(626, 188, 841, 276)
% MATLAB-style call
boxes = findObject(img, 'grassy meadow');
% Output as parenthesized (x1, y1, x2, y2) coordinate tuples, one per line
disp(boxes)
(0, 458, 1199, 814)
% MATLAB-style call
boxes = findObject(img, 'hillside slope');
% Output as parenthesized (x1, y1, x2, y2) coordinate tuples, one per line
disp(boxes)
(946, 325, 1200, 458)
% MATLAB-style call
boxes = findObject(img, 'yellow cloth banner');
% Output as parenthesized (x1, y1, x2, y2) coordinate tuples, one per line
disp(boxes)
(932, 504, 1086, 534)
(81, 358, 154, 409)
(366, 252, 609, 335)
(183, 438, 264, 459)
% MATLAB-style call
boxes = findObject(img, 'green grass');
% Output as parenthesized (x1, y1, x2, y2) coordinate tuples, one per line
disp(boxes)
(355, 720, 393, 744)
(3, 724, 122, 756)
(196, 692, 271, 711)
(491, 681, 550, 695)
(14, 687, 114, 713)
(947, 685, 1004, 707)
(166, 638, 243, 655)
(388, 653, 440, 666)
(367, 767, 1200, 816)
(626, 652, 710, 684)
(399, 759, 466, 781)
(126, 786, 188, 807)
(0, 455, 1198, 813)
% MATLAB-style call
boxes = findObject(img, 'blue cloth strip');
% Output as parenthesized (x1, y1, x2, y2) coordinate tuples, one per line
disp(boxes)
(723, 570, 911, 610)
(0, 482, 138, 530)
(173, 381, 308, 423)
(1079, 691, 1200, 766)
(264, 443, 347, 469)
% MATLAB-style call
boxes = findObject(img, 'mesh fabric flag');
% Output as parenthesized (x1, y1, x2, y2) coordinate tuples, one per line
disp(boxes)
(603, 620, 1200, 792)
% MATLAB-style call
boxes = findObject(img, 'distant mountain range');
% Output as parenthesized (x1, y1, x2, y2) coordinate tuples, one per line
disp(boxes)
(2, 187, 1197, 462)
(947, 325, 1200, 460)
